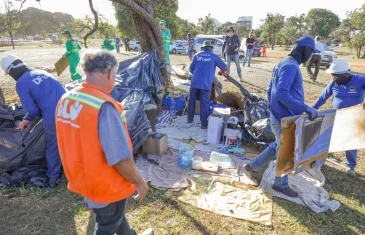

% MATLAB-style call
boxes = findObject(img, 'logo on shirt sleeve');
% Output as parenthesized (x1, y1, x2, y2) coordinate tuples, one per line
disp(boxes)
(349, 86, 357, 93)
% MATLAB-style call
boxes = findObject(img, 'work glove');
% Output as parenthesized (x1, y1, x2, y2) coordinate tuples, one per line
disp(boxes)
(218, 69, 227, 76)
(305, 106, 318, 121)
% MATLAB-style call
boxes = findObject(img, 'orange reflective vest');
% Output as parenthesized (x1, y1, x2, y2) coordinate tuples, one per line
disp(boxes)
(55, 83, 135, 204)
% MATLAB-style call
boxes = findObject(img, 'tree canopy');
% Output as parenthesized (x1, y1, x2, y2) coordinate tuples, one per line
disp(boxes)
(306, 8, 340, 39)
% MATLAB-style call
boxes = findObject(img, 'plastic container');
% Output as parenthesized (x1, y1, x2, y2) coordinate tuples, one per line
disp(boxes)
(210, 151, 235, 167)
(192, 156, 203, 169)
(177, 146, 193, 168)
(170, 98, 177, 113)
(163, 95, 187, 112)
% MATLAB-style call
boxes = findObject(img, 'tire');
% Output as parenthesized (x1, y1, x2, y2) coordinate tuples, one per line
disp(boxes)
(172, 49, 177, 54)
(258, 54, 261, 57)
(326, 65, 330, 69)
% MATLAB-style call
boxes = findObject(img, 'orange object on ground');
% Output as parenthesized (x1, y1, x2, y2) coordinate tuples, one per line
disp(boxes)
(56, 83, 135, 204)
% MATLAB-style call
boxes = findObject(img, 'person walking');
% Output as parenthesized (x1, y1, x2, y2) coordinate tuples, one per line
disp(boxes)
(222, 26, 242, 79)
(115, 37, 121, 53)
(263, 44, 267, 57)
(124, 37, 131, 53)
(188, 41, 227, 129)
(312, 59, 365, 177)
(62, 30, 82, 81)
(306, 36, 325, 81)
(243, 32, 255, 67)
(55, 50, 153, 235)
(187, 33, 195, 62)
(240, 36, 319, 197)
(1, 55, 66, 188)
(160, 20, 172, 64)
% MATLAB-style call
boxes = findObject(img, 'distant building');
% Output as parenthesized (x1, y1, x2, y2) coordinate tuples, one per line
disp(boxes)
(237, 16, 253, 29)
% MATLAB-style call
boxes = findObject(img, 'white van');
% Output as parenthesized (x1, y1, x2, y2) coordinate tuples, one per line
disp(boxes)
(196, 35, 226, 40)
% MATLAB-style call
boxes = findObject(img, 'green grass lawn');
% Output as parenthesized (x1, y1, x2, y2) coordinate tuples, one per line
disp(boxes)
(0, 47, 365, 235)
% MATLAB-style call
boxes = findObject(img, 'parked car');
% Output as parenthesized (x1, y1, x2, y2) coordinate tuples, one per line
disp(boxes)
(320, 44, 337, 69)
(194, 37, 244, 59)
(176, 41, 188, 54)
(252, 41, 262, 57)
(129, 40, 141, 51)
(169, 41, 177, 54)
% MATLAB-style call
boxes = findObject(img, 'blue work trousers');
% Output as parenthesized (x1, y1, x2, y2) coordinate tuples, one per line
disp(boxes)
(345, 150, 357, 169)
(243, 48, 253, 67)
(43, 122, 62, 182)
(188, 88, 210, 127)
(226, 54, 242, 77)
(249, 114, 289, 188)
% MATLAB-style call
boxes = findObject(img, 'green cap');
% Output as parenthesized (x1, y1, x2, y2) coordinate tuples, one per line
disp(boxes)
(201, 40, 213, 49)
(159, 20, 166, 26)
(62, 30, 71, 35)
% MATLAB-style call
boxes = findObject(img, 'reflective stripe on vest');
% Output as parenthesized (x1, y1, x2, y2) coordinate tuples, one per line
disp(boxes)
(67, 91, 127, 121)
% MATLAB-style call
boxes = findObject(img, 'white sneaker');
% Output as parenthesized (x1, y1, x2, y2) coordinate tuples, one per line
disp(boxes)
(139, 228, 154, 235)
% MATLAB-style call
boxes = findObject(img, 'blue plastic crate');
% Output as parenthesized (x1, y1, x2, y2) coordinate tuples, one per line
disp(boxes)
(163, 95, 188, 112)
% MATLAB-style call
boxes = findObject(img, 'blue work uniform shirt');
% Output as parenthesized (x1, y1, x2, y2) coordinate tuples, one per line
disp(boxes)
(16, 70, 66, 125)
(313, 74, 365, 109)
(268, 57, 308, 121)
(189, 49, 227, 91)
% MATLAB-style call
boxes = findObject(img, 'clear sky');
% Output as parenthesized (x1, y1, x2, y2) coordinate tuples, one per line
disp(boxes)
(18, 0, 365, 28)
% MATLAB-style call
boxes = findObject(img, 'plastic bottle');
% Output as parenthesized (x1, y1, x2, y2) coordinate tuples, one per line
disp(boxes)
(170, 97, 177, 113)
(210, 151, 235, 167)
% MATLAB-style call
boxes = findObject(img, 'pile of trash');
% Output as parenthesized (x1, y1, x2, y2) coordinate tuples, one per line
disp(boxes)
(66, 50, 165, 152)
(0, 104, 47, 188)
(220, 75, 274, 148)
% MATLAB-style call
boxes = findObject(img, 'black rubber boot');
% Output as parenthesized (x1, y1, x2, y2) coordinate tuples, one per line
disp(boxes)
(272, 184, 298, 198)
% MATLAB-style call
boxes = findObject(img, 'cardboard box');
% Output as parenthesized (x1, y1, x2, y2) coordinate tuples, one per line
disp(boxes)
(143, 133, 168, 156)
(207, 116, 223, 144)
(55, 57, 69, 76)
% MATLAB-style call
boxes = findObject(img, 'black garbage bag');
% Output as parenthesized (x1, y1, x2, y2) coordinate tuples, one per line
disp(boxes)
(223, 74, 273, 147)
(0, 120, 46, 170)
(65, 50, 164, 153)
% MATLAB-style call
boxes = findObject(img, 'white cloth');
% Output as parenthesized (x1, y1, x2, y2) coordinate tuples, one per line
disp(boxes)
(315, 41, 325, 58)
(260, 161, 340, 214)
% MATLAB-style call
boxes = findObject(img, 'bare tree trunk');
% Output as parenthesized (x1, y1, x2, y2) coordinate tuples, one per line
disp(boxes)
(9, 31, 15, 49)
(83, 0, 99, 48)
(110, 0, 168, 83)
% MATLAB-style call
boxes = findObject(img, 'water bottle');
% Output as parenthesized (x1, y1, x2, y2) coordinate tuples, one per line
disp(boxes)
(170, 97, 177, 113)
(210, 151, 235, 167)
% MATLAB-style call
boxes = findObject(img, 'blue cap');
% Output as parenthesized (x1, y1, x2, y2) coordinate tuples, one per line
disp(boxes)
(296, 36, 320, 53)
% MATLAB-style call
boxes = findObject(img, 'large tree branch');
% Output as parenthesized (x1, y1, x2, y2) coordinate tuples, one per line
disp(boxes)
(83, 0, 99, 48)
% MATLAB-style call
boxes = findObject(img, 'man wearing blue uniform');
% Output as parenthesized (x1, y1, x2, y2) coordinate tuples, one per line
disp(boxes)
(188, 41, 227, 129)
(114, 37, 121, 53)
(1, 55, 66, 188)
(240, 36, 319, 197)
(312, 59, 365, 177)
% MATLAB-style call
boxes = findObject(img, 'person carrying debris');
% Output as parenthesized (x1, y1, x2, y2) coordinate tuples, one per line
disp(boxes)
(62, 30, 82, 81)
(312, 59, 365, 177)
(222, 26, 242, 79)
(240, 36, 319, 198)
(306, 36, 325, 82)
(1, 55, 66, 188)
(159, 20, 171, 64)
(55, 50, 153, 235)
(101, 39, 115, 51)
(187, 33, 195, 62)
(188, 40, 227, 129)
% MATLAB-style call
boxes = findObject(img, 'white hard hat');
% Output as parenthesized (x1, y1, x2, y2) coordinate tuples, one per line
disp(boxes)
(1, 55, 19, 74)
(326, 59, 351, 74)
